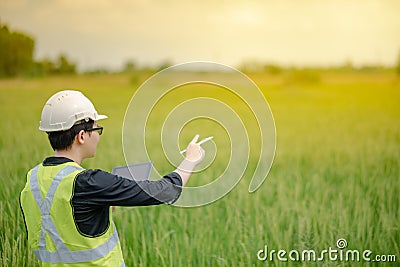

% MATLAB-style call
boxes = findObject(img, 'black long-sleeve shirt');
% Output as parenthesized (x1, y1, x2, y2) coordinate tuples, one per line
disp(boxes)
(43, 157, 182, 237)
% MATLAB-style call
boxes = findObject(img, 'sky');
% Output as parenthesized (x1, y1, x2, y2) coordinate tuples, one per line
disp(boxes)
(1, 0, 400, 71)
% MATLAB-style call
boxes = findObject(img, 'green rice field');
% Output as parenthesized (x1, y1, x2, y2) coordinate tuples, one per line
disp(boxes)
(0, 70, 399, 266)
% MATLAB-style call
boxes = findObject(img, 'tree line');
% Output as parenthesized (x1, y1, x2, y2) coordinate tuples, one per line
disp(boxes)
(0, 22, 76, 78)
(1, 22, 400, 78)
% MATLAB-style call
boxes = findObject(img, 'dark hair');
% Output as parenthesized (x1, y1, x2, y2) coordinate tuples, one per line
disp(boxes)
(47, 119, 94, 151)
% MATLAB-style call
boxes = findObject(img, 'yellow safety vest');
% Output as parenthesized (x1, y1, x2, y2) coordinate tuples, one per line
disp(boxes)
(20, 162, 125, 267)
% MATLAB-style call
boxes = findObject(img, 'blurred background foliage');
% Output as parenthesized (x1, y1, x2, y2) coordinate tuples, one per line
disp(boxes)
(1, 22, 400, 80)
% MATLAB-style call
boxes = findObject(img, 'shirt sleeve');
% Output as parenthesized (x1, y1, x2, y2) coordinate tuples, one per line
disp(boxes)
(73, 169, 183, 206)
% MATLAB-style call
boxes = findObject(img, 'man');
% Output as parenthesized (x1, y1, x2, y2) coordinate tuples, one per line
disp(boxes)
(20, 90, 205, 266)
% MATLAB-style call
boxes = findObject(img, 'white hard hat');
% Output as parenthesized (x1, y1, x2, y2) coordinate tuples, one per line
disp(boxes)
(39, 90, 107, 132)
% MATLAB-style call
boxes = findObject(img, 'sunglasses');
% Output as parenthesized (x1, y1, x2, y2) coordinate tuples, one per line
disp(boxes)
(85, 126, 103, 135)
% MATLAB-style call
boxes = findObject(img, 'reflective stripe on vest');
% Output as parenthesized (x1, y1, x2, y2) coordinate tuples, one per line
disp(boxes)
(30, 165, 121, 264)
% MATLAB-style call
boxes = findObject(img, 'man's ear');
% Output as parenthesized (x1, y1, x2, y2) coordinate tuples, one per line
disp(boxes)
(76, 130, 86, 145)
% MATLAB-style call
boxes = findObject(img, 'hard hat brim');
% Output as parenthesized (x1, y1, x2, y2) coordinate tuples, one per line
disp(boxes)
(97, 114, 108, 121)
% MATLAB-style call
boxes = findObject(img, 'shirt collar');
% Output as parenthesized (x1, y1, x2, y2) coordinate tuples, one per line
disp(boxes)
(43, 156, 74, 166)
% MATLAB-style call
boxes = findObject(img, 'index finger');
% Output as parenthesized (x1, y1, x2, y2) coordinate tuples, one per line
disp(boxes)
(190, 134, 200, 144)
